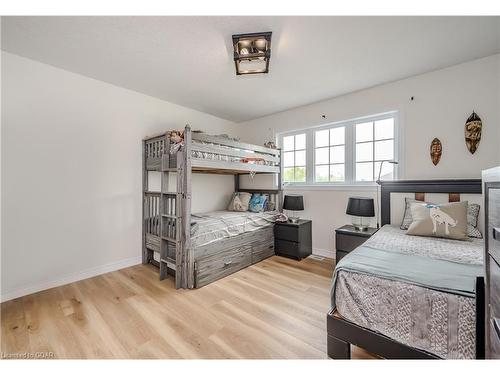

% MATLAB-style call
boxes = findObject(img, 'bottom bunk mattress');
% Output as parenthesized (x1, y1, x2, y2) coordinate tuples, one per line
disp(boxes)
(190, 210, 277, 248)
(331, 225, 484, 359)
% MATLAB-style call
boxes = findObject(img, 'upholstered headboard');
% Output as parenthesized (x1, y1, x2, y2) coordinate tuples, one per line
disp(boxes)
(379, 179, 483, 228)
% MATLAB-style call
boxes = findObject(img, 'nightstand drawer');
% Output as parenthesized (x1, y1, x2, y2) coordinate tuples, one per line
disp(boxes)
(275, 239, 299, 257)
(488, 188, 500, 264)
(335, 233, 368, 252)
(274, 224, 299, 242)
(490, 255, 500, 320)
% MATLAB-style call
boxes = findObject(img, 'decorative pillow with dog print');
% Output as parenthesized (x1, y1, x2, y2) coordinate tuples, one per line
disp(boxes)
(407, 201, 468, 240)
(401, 198, 482, 238)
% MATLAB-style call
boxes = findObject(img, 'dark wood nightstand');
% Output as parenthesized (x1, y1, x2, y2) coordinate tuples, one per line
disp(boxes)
(274, 219, 312, 260)
(335, 225, 378, 263)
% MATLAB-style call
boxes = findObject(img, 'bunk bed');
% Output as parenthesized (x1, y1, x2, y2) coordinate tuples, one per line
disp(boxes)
(142, 125, 282, 289)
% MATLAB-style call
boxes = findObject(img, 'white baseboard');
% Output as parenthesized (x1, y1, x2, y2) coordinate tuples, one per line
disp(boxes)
(312, 248, 335, 259)
(0, 255, 142, 303)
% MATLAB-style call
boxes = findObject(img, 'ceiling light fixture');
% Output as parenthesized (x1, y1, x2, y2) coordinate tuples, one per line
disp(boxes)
(232, 32, 272, 75)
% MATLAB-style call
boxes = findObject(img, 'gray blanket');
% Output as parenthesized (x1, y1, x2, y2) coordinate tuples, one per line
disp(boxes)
(331, 244, 483, 307)
(190, 210, 277, 248)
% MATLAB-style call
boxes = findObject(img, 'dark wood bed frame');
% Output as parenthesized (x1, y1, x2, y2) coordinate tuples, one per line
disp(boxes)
(327, 179, 485, 359)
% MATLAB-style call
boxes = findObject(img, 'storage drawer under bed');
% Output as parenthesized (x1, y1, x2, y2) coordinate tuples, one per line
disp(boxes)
(252, 240, 275, 263)
(195, 245, 252, 287)
(488, 187, 500, 265)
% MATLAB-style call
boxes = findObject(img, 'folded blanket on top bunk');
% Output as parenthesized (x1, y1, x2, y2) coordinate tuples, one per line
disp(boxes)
(190, 210, 277, 248)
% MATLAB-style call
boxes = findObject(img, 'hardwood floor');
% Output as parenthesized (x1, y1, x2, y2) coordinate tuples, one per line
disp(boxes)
(1, 256, 375, 359)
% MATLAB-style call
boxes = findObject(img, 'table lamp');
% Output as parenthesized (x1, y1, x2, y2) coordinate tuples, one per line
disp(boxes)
(283, 195, 304, 223)
(346, 197, 374, 231)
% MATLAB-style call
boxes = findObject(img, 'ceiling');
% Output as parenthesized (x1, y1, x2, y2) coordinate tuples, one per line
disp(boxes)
(2, 16, 500, 122)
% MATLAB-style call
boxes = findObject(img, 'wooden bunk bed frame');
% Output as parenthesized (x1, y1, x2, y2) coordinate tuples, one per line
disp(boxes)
(327, 179, 485, 359)
(142, 125, 282, 289)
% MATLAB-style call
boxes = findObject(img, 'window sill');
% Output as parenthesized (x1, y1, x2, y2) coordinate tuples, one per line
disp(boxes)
(282, 184, 378, 192)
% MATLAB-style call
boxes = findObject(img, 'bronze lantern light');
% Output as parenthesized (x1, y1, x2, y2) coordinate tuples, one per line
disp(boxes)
(232, 32, 272, 75)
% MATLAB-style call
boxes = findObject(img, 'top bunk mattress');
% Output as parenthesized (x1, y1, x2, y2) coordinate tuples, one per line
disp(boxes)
(331, 225, 484, 359)
(191, 210, 277, 248)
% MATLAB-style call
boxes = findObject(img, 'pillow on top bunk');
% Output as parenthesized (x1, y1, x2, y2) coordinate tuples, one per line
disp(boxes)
(400, 197, 482, 238)
(407, 201, 468, 240)
(227, 192, 252, 212)
(249, 194, 268, 213)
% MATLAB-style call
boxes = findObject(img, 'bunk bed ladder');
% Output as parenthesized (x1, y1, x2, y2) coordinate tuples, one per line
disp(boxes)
(142, 134, 178, 282)
(159, 133, 170, 280)
(142, 140, 149, 265)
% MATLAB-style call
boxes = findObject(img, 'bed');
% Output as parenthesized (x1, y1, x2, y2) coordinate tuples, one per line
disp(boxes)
(191, 210, 277, 248)
(327, 179, 485, 359)
(143, 125, 282, 288)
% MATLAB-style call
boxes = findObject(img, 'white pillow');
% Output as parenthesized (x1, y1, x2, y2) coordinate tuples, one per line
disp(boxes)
(238, 192, 252, 210)
(227, 192, 252, 212)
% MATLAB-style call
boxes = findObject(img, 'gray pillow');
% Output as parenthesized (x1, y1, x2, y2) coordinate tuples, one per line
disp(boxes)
(400, 197, 418, 230)
(407, 201, 468, 240)
(401, 198, 482, 238)
(467, 203, 482, 238)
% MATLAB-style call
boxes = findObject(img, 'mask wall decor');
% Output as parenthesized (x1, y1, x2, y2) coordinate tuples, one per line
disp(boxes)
(430, 138, 442, 166)
(464, 111, 482, 154)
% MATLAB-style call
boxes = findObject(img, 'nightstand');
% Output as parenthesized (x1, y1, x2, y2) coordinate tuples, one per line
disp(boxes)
(335, 225, 378, 263)
(274, 219, 312, 260)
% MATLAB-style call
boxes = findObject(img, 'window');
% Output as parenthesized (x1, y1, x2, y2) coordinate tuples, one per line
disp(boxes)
(282, 133, 306, 183)
(278, 112, 398, 186)
(355, 118, 395, 182)
(314, 126, 345, 182)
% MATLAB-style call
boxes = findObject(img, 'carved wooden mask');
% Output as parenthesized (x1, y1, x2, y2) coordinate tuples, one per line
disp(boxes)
(430, 138, 442, 166)
(464, 111, 482, 154)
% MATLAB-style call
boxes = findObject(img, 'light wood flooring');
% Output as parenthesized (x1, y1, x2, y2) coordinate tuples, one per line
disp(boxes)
(1, 256, 375, 359)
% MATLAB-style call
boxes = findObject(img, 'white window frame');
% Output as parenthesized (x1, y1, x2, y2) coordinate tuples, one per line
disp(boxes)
(277, 111, 400, 189)
(280, 130, 309, 185)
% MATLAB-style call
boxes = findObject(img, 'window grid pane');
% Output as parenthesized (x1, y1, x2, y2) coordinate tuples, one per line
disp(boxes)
(295, 133, 306, 150)
(295, 150, 306, 167)
(375, 118, 394, 140)
(330, 164, 345, 182)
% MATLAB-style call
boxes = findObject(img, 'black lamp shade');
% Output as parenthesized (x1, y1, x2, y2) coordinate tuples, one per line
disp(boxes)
(346, 197, 374, 217)
(283, 195, 304, 211)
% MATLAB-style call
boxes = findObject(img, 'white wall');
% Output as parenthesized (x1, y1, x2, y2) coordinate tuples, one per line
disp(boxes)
(239, 54, 500, 257)
(1, 52, 239, 301)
